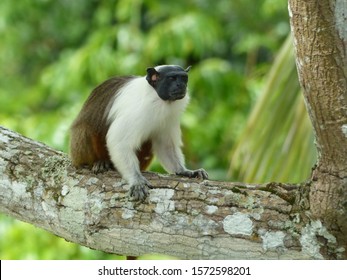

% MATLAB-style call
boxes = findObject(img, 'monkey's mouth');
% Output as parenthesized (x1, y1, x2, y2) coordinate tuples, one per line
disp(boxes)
(169, 91, 186, 100)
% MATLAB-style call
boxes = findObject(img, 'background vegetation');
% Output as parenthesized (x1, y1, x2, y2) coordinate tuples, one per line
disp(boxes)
(0, 0, 315, 259)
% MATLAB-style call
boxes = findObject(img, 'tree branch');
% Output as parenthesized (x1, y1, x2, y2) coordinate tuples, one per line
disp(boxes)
(0, 125, 328, 259)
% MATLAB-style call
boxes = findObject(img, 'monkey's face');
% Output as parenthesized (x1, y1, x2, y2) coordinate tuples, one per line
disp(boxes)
(146, 65, 190, 101)
(157, 73, 188, 101)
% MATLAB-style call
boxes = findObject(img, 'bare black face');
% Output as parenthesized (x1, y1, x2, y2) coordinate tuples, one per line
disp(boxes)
(146, 65, 191, 101)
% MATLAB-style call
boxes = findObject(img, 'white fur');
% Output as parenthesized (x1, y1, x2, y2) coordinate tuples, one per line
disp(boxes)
(106, 76, 189, 185)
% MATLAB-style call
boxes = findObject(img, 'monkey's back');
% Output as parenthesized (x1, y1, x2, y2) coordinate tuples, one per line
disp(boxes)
(69, 76, 134, 168)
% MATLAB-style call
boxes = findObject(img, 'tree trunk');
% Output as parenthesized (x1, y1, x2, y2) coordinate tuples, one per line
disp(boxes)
(288, 0, 347, 258)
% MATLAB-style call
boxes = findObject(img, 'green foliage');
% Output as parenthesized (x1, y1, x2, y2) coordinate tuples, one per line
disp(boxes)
(0, 0, 308, 259)
(0, 216, 122, 259)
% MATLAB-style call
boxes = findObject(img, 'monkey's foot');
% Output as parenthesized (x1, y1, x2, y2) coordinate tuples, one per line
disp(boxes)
(92, 160, 114, 174)
(176, 168, 209, 180)
(129, 179, 152, 201)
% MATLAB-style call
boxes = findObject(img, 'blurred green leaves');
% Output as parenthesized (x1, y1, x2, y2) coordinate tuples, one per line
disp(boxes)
(0, 216, 122, 259)
(145, 12, 223, 61)
(0, 0, 290, 163)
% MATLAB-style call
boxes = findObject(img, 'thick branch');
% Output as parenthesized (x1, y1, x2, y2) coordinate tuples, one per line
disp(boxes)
(1, 126, 342, 259)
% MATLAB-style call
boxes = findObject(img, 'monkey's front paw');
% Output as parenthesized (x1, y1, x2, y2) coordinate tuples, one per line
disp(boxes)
(129, 182, 151, 201)
(177, 168, 209, 180)
(193, 168, 209, 179)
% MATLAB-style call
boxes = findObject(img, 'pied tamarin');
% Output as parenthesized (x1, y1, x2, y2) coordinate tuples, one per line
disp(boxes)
(70, 65, 208, 201)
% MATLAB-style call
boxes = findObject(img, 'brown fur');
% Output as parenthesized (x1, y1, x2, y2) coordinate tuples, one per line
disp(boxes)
(70, 76, 153, 171)
(136, 140, 153, 171)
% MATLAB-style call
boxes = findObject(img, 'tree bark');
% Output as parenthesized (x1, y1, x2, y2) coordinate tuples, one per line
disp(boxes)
(288, 0, 347, 258)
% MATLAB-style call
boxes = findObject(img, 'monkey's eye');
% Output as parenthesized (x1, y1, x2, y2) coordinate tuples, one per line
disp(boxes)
(169, 76, 177, 81)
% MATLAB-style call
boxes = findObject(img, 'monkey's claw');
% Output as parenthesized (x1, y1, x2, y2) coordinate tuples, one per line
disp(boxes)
(129, 183, 151, 201)
(193, 168, 209, 179)
(176, 168, 209, 180)
(92, 160, 114, 174)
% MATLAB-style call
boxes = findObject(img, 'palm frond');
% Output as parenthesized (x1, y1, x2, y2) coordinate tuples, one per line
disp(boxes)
(229, 35, 316, 183)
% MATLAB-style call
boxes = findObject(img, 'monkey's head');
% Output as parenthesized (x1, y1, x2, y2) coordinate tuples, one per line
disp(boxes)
(146, 65, 191, 101)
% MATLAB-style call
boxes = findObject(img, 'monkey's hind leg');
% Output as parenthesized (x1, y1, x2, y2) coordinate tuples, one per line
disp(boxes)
(137, 140, 153, 171)
(70, 124, 114, 173)
(91, 133, 114, 174)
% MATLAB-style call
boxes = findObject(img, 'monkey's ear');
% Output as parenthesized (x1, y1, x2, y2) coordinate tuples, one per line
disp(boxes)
(146, 67, 159, 87)
(185, 66, 192, 73)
